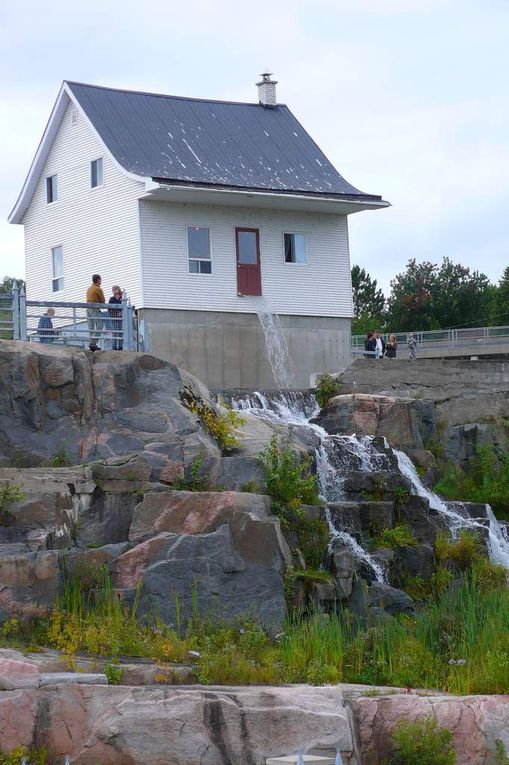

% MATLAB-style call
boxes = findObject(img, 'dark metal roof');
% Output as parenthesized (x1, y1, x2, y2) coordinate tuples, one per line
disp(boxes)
(67, 81, 381, 199)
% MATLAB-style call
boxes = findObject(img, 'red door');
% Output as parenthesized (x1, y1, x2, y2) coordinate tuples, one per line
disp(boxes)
(235, 228, 262, 296)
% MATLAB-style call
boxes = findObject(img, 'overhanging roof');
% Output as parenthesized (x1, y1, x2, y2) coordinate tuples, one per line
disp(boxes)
(9, 80, 389, 224)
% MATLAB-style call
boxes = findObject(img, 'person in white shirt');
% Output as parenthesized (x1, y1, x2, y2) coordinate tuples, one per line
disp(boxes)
(374, 329, 386, 359)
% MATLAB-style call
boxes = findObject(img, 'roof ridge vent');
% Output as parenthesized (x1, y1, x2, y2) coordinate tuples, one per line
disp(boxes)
(256, 71, 277, 108)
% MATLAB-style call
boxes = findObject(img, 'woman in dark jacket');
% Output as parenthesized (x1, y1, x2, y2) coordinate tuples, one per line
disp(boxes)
(385, 335, 398, 358)
(364, 331, 376, 358)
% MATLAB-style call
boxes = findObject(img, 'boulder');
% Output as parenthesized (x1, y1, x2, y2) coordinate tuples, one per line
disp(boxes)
(368, 582, 414, 615)
(6, 684, 355, 765)
(353, 693, 509, 765)
(0, 658, 40, 690)
(128, 490, 272, 543)
(313, 394, 436, 451)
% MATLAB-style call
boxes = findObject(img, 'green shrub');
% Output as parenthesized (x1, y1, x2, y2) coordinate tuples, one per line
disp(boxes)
(0, 746, 48, 765)
(173, 450, 205, 491)
(189, 398, 245, 453)
(259, 435, 319, 513)
(496, 739, 509, 765)
(315, 374, 341, 409)
(374, 524, 417, 549)
(0, 482, 24, 525)
(435, 444, 509, 519)
(104, 661, 125, 685)
(383, 717, 455, 765)
(51, 447, 71, 467)
(434, 529, 481, 571)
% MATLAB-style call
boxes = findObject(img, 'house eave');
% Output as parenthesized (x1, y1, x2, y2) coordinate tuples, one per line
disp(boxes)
(141, 181, 390, 215)
(8, 82, 147, 225)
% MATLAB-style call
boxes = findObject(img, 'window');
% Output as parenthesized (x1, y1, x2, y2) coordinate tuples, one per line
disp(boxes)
(284, 233, 307, 264)
(91, 158, 104, 188)
(46, 175, 58, 204)
(187, 226, 212, 274)
(51, 246, 64, 292)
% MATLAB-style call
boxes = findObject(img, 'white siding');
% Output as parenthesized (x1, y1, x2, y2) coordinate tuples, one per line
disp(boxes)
(23, 101, 144, 306)
(140, 201, 354, 317)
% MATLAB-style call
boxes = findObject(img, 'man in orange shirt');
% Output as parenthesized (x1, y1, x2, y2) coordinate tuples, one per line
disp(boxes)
(86, 274, 105, 351)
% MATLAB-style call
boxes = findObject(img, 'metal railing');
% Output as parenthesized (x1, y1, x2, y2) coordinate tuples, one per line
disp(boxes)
(1, 290, 138, 351)
(351, 325, 509, 356)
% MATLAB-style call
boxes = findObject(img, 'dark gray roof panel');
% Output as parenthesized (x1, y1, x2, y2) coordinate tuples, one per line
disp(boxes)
(67, 81, 379, 198)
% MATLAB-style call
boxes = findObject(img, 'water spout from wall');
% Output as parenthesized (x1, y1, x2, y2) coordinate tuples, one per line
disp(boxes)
(255, 301, 296, 389)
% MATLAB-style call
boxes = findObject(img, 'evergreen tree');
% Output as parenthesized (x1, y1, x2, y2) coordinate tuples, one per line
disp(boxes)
(351, 265, 385, 319)
(493, 266, 509, 326)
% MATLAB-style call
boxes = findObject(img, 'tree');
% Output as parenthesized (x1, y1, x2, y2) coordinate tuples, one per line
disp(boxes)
(386, 258, 493, 331)
(0, 275, 25, 293)
(385, 259, 436, 331)
(351, 266, 385, 334)
(492, 267, 509, 326)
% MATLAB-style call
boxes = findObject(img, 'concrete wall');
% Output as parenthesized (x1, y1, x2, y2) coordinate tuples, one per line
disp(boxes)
(140, 308, 351, 389)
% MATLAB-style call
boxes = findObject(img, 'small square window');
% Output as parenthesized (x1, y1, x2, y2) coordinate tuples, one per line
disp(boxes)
(46, 175, 58, 204)
(284, 233, 307, 264)
(187, 226, 212, 274)
(91, 158, 104, 188)
(51, 246, 64, 292)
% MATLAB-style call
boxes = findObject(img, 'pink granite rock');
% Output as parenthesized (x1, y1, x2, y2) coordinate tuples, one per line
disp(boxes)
(353, 693, 509, 765)
(0, 658, 40, 690)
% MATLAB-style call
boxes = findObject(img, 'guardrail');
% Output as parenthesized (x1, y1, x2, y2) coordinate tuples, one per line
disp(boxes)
(351, 325, 509, 356)
(0, 290, 138, 351)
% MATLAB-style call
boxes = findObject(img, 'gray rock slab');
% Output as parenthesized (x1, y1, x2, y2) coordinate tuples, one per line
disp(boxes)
(39, 672, 108, 685)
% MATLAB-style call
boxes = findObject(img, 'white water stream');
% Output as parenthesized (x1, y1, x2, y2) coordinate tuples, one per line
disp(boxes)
(255, 304, 296, 390)
(229, 390, 509, 573)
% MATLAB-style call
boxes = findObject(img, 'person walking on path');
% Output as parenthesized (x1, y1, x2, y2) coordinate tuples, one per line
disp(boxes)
(108, 285, 123, 350)
(86, 274, 105, 352)
(37, 307, 57, 343)
(374, 329, 386, 359)
(385, 335, 398, 358)
(407, 333, 417, 360)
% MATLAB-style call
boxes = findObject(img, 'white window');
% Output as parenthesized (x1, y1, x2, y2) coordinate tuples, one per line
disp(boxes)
(284, 233, 307, 264)
(91, 158, 104, 188)
(187, 226, 212, 274)
(46, 174, 58, 204)
(51, 246, 64, 292)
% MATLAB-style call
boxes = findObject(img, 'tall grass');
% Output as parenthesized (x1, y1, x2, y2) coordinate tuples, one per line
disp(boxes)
(3, 560, 509, 694)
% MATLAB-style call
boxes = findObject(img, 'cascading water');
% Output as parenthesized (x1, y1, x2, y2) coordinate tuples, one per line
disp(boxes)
(229, 390, 388, 582)
(255, 303, 296, 389)
(396, 449, 509, 568)
(227, 390, 509, 575)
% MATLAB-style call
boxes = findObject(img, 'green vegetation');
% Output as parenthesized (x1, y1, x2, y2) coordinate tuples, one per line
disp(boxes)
(496, 739, 509, 765)
(104, 661, 125, 685)
(0, 482, 24, 525)
(315, 373, 341, 409)
(435, 444, 509, 519)
(2, 545, 509, 694)
(0, 746, 48, 765)
(374, 524, 417, 549)
(189, 398, 245, 453)
(259, 436, 327, 568)
(173, 450, 206, 491)
(50, 447, 71, 467)
(382, 717, 455, 765)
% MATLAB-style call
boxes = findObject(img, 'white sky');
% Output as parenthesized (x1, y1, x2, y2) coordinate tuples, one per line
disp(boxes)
(1, 0, 508, 294)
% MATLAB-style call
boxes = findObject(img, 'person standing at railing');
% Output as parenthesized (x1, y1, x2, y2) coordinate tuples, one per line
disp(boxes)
(385, 335, 398, 358)
(364, 331, 376, 358)
(374, 329, 386, 359)
(407, 333, 417, 360)
(108, 285, 123, 350)
(86, 274, 105, 352)
(37, 307, 57, 343)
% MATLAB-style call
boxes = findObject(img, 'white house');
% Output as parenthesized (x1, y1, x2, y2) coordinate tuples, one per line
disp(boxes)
(9, 74, 388, 388)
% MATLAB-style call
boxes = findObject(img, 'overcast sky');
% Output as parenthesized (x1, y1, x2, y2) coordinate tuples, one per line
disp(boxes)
(1, 0, 508, 295)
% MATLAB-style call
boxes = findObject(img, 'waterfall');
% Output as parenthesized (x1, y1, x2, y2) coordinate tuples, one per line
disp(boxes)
(228, 390, 509, 573)
(396, 450, 509, 568)
(229, 390, 387, 580)
(255, 304, 296, 389)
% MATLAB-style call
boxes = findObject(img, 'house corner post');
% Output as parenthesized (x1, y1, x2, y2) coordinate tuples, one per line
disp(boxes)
(19, 287, 27, 341)
(12, 287, 19, 340)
